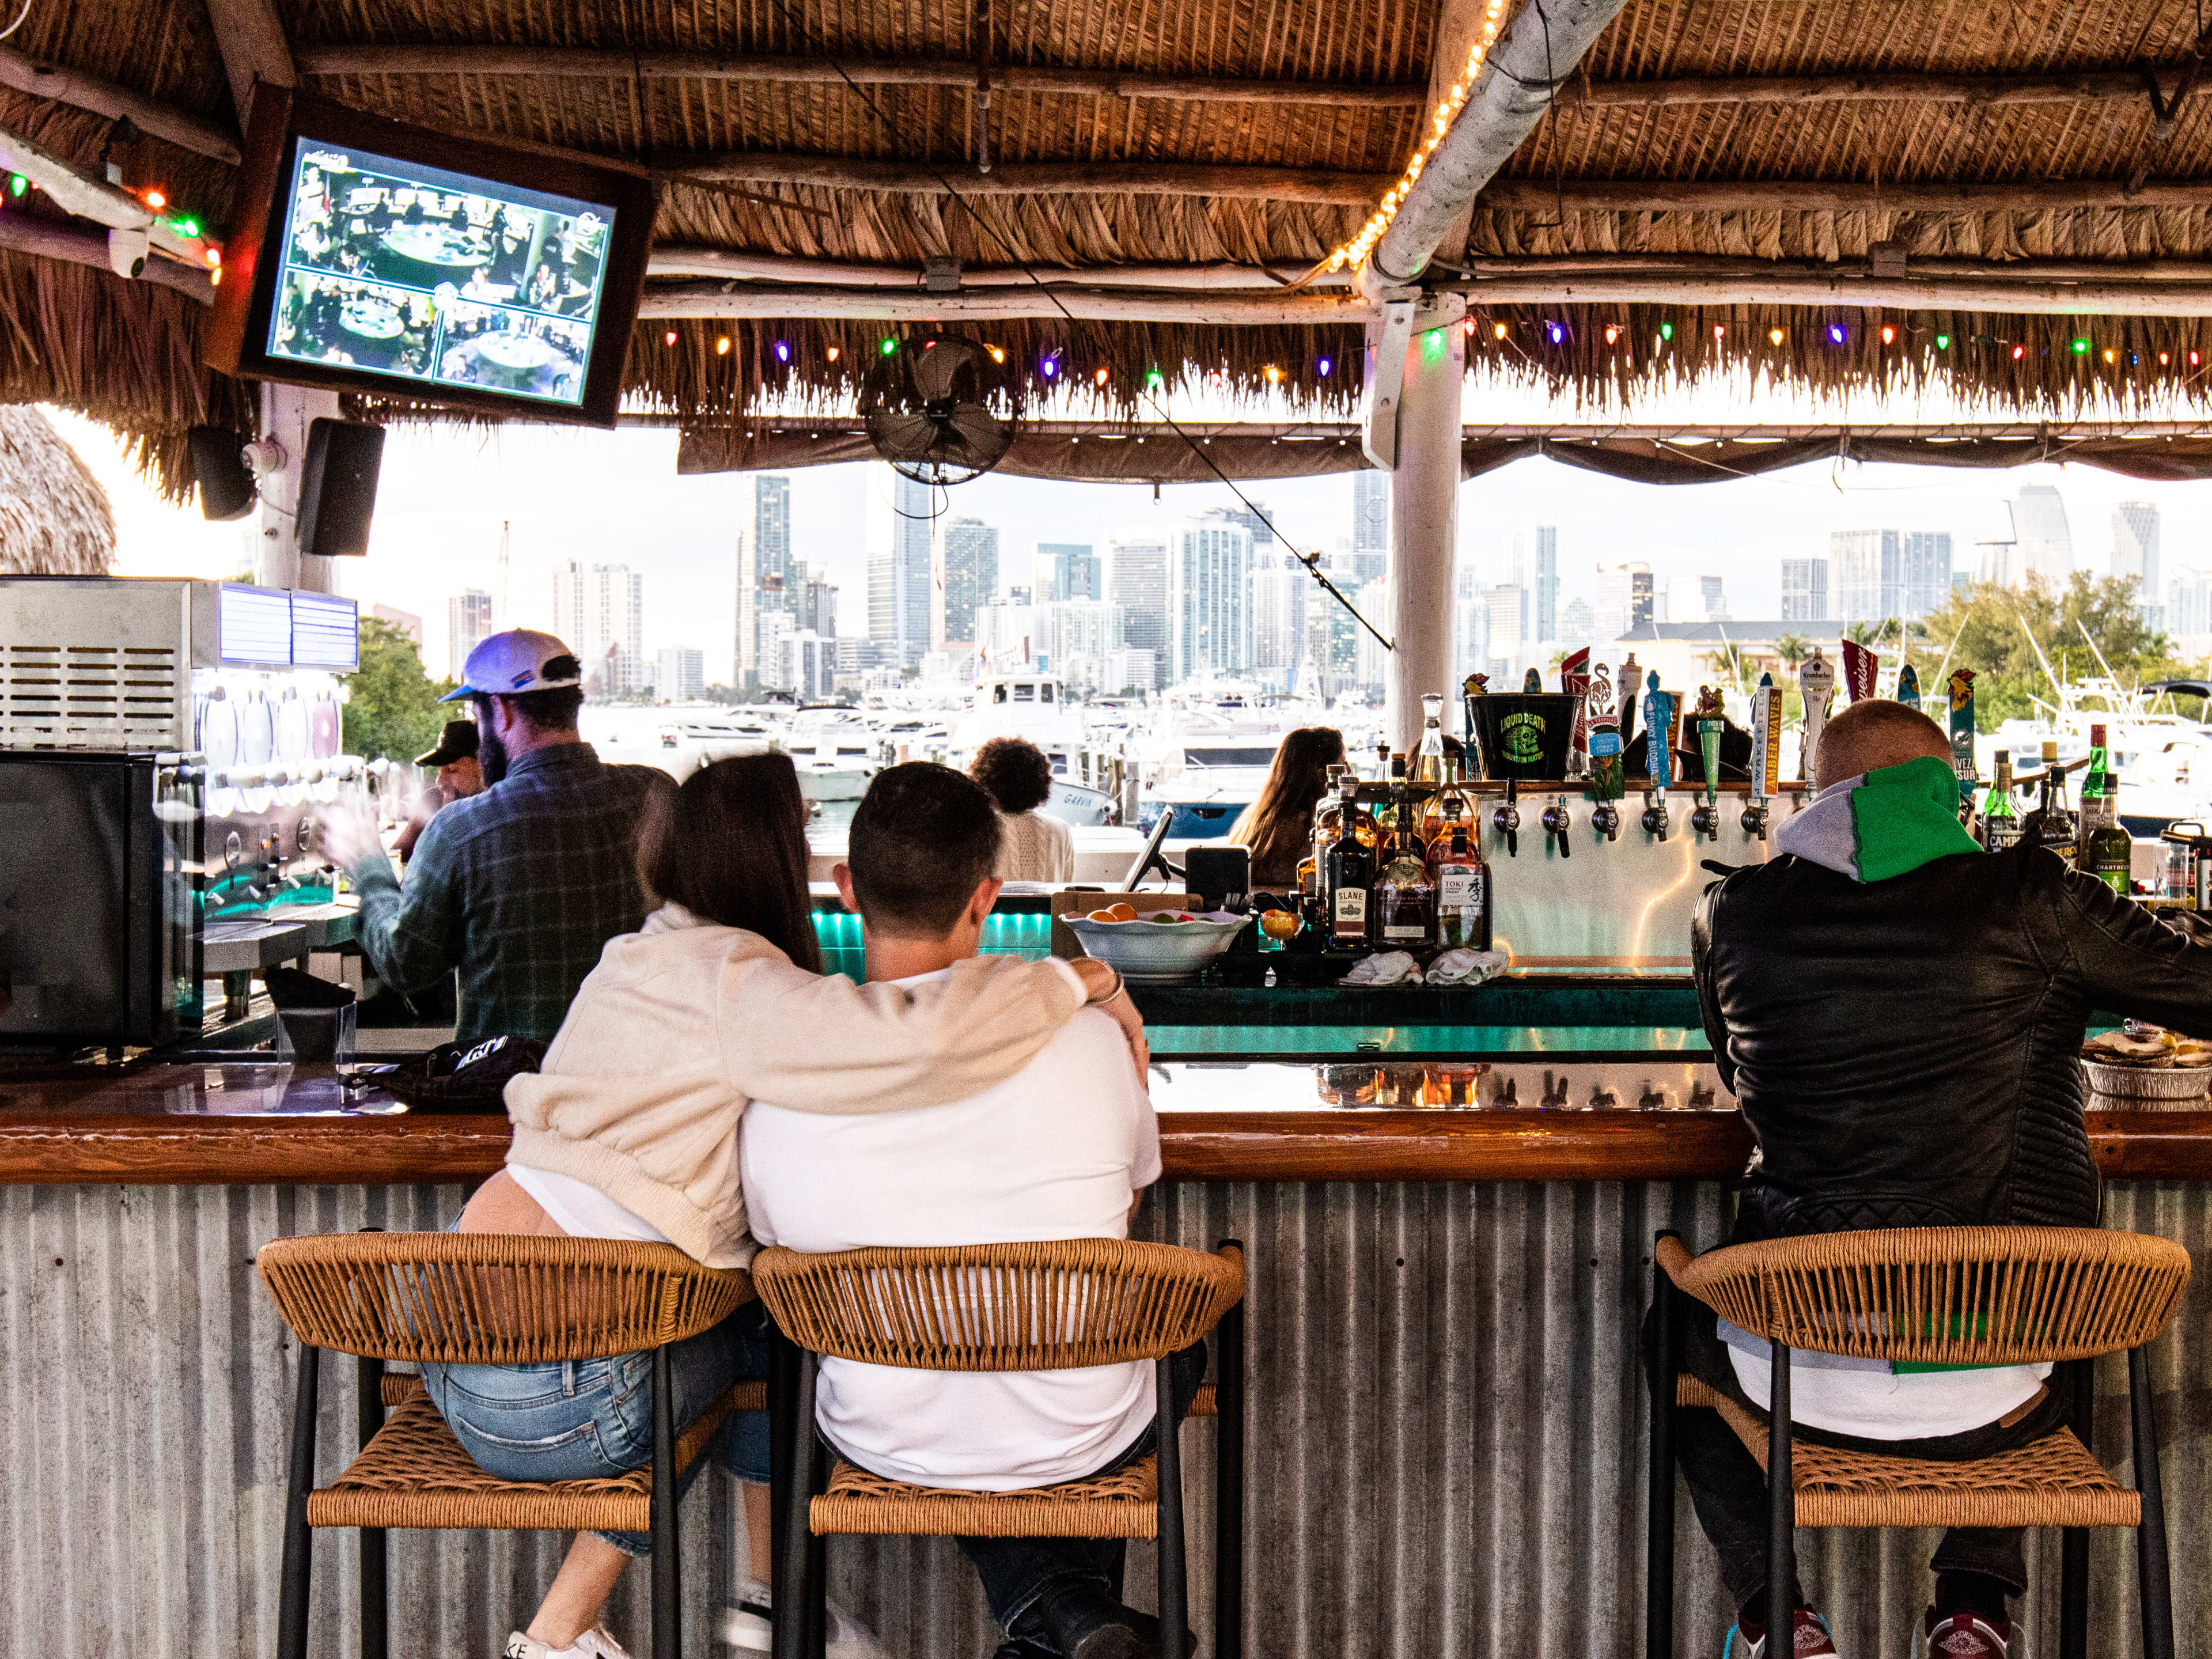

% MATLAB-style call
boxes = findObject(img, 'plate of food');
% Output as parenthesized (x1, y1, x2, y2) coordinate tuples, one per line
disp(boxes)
(1063, 906, 1253, 983)
(2081, 1025, 2212, 1104)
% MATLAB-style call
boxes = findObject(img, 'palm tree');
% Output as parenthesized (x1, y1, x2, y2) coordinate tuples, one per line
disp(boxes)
(1776, 633, 1809, 666)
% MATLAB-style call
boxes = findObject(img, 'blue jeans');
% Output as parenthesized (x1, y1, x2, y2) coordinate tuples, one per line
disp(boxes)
(956, 1340, 1211, 1638)
(422, 1300, 773, 1556)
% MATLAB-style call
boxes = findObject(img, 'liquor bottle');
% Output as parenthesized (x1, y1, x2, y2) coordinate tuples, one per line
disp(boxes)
(1303, 764, 1349, 923)
(1372, 827, 1437, 948)
(1434, 824, 1492, 949)
(1414, 692, 1449, 785)
(1422, 758, 1474, 850)
(2082, 733, 2132, 894)
(2076, 724, 2114, 872)
(1979, 751, 2021, 851)
(2021, 739, 2077, 864)
(1323, 777, 1377, 948)
(1373, 740, 1392, 783)
(1376, 756, 1407, 836)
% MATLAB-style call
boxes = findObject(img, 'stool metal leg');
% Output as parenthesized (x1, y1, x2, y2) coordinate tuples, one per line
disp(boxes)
(1214, 1253, 1245, 1659)
(356, 1354, 388, 1659)
(1766, 1340, 1794, 1635)
(1156, 1353, 1187, 1659)
(1646, 1236, 1679, 1659)
(2128, 1345, 2176, 1659)
(768, 1325, 796, 1615)
(806, 1430, 829, 1659)
(2059, 1357, 2092, 1659)
(277, 1342, 320, 1659)
(776, 1352, 819, 1659)
(652, 1342, 680, 1659)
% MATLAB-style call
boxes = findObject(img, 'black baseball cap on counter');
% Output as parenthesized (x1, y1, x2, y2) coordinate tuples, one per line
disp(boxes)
(415, 719, 481, 768)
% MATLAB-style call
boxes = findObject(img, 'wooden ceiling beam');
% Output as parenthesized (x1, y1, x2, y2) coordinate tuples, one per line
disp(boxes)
(1561, 67, 2206, 111)
(0, 47, 239, 163)
(1476, 177, 2212, 214)
(1442, 268, 2212, 316)
(647, 244, 1348, 287)
(638, 279, 1369, 324)
(202, 0, 294, 130)
(0, 212, 213, 301)
(293, 45, 1420, 109)
(687, 154, 1388, 204)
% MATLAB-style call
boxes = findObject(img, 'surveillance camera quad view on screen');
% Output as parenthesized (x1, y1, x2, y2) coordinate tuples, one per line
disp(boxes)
(207, 90, 655, 426)
(269, 143, 612, 408)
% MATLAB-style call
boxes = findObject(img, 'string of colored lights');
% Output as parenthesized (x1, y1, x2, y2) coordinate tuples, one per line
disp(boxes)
(1324, 0, 1512, 276)
(0, 168, 224, 276)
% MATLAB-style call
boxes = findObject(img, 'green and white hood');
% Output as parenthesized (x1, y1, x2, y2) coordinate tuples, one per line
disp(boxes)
(1772, 753, 1981, 882)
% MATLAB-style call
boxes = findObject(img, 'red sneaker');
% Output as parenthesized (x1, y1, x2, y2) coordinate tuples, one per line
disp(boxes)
(1925, 1609, 2009, 1657)
(1740, 1607, 1839, 1658)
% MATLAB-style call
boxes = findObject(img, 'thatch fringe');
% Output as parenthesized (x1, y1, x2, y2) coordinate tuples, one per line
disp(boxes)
(0, 404, 114, 573)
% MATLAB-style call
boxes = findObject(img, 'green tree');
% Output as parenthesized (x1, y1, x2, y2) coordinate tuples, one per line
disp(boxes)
(344, 616, 456, 762)
(1775, 633, 1809, 666)
(1919, 573, 2197, 730)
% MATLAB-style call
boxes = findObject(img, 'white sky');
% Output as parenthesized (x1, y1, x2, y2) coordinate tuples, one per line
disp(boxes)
(51, 367, 2212, 687)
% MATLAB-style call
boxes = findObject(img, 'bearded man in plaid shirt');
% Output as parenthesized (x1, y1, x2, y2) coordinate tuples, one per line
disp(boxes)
(324, 630, 675, 1043)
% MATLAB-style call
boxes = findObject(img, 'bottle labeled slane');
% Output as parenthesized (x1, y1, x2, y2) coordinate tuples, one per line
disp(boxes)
(1433, 824, 1491, 949)
(1979, 750, 2021, 851)
(1323, 777, 1375, 947)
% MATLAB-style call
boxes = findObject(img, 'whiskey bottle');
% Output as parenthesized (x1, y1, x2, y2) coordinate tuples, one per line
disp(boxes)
(1433, 825, 1491, 950)
(1323, 778, 1376, 948)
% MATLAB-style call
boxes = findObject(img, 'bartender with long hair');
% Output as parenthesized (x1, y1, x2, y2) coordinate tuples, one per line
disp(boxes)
(1229, 726, 1347, 891)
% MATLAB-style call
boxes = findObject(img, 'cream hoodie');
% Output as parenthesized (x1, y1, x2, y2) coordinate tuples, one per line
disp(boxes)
(503, 904, 1089, 1267)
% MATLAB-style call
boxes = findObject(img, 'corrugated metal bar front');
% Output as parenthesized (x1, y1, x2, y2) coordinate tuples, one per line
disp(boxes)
(3, 1179, 2206, 1658)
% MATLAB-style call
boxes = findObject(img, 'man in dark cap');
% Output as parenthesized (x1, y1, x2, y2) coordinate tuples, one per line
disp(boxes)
(393, 718, 484, 862)
(323, 628, 674, 1043)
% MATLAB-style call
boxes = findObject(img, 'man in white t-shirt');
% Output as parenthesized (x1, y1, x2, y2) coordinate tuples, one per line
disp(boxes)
(743, 763, 1201, 1659)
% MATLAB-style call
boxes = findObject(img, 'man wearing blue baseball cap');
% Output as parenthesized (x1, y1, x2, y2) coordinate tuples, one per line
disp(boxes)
(323, 628, 675, 1043)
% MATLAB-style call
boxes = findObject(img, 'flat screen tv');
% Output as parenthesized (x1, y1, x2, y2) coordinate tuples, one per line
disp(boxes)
(209, 88, 654, 427)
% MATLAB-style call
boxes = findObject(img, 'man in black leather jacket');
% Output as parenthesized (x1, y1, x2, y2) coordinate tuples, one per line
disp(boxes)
(1666, 699, 2212, 1659)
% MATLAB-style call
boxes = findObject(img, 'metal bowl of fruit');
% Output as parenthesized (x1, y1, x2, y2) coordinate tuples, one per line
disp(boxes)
(1063, 906, 1253, 984)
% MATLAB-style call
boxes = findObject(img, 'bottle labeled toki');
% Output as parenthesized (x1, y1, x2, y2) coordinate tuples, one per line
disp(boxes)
(1433, 825, 1491, 949)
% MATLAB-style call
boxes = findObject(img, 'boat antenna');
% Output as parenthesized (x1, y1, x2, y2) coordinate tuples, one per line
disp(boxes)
(2014, 607, 2067, 709)
(2076, 617, 2126, 693)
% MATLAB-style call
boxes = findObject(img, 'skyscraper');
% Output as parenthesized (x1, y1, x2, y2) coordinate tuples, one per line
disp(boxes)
(2113, 502, 2161, 626)
(1036, 541, 1101, 601)
(865, 465, 934, 669)
(1166, 517, 1252, 682)
(933, 515, 999, 649)
(1698, 574, 1727, 620)
(552, 562, 645, 695)
(2012, 486, 2073, 587)
(795, 578, 837, 641)
(656, 647, 704, 701)
(448, 588, 494, 680)
(1251, 556, 1304, 684)
(1338, 471, 1390, 585)
(1516, 524, 1559, 643)
(1108, 529, 1170, 659)
(1904, 532, 1954, 619)
(1835, 530, 1954, 623)
(1780, 558, 1830, 623)
(1482, 585, 1524, 680)
(2169, 568, 2209, 637)
(734, 474, 792, 689)
(1219, 501, 1277, 552)
(1592, 563, 1655, 645)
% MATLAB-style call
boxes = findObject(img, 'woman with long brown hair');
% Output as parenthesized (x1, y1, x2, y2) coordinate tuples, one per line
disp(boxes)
(422, 754, 1142, 1659)
(1229, 726, 1347, 890)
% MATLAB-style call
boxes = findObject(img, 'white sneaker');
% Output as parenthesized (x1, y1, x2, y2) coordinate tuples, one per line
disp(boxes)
(718, 1580, 887, 1659)
(505, 1627, 633, 1659)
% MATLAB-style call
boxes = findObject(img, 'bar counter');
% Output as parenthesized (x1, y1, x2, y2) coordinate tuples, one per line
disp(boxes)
(6, 1058, 2212, 1185)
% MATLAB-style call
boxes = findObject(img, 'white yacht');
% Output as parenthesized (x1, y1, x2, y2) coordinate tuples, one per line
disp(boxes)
(948, 672, 1115, 824)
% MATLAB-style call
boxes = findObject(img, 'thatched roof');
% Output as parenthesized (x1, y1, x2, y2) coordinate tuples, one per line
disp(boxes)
(0, 405, 116, 573)
(7, 0, 2212, 483)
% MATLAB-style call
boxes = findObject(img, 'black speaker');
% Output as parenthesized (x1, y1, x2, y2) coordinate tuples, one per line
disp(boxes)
(297, 418, 384, 557)
(185, 425, 256, 522)
(1183, 844, 1252, 914)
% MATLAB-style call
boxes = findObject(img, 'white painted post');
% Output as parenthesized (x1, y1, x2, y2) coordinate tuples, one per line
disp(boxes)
(256, 381, 341, 592)
(1385, 294, 1465, 753)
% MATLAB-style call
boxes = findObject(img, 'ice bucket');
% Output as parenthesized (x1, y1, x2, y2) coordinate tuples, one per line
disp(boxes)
(1464, 693, 1581, 781)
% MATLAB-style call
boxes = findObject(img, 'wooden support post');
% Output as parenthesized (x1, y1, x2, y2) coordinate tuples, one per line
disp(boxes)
(257, 383, 340, 592)
(1386, 294, 1465, 752)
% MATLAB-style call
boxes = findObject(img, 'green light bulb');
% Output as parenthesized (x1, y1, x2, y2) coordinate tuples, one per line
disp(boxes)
(1936, 333, 1950, 349)
(7, 175, 24, 198)
(1660, 321, 1674, 341)
(2073, 338, 2089, 355)
(880, 338, 897, 356)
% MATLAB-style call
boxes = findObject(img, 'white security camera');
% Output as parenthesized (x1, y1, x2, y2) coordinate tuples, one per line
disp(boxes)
(107, 226, 149, 279)
(241, 437, 287, 476)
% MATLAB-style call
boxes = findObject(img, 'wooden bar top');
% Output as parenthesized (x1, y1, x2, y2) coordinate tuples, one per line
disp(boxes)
(5, 1060, 2212, 1186)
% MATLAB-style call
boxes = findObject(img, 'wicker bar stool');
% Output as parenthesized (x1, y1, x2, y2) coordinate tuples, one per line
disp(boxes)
(751, 1236, 1247, 1659)
(1645, 1225, 2191, 1659)
(256, 1231, 762, 1659)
